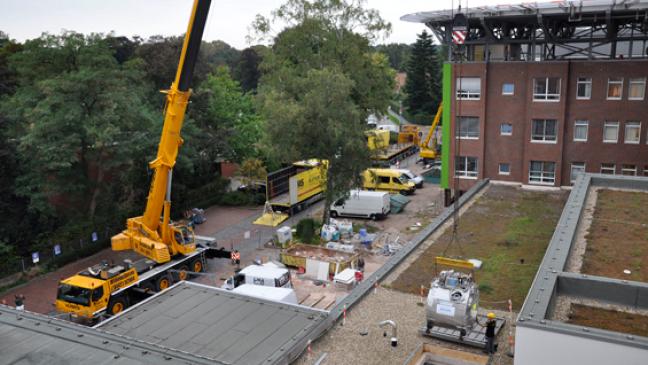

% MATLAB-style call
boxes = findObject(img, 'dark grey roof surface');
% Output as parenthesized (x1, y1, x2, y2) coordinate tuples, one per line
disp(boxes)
(0, 305, 201, 365)
(97, 281, 328, 365)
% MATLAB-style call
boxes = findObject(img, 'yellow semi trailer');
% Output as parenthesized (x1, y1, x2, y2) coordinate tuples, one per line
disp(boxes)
(255, 160, 327, 226)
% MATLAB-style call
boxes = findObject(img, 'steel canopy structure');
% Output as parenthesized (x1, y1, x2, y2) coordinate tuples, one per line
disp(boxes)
(402, 0, 648, 61)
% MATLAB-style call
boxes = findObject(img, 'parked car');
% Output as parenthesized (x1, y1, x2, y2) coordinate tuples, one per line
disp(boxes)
(397, 169, 424, 188)
(330, 190, 390, 220)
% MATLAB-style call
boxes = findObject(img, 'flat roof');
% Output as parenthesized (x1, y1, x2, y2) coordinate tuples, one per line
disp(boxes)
(518, 174, 648, 348)
(97, 281, 328, 365)
(0, 305, 207, 365)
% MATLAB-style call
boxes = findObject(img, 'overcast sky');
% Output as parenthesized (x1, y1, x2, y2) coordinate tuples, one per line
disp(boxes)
(1, 0, 502, 48)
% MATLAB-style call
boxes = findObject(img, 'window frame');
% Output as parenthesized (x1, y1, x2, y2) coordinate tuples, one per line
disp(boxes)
(455, 156, 478, 179)
(624, 121, 641, 144)
(606, 77, 623, 100)
(498, 163, 511, 176)
(573, 120, 589, 142)
(628, 78, 646, 101)
(603, 121, 619, 143)
(600, 163, 616, 175)
(502, 83, 515, 95)
(570, 162, 586, 183)
(531, 119, 558, 143)
(621, 164, 637, 176)
(533, 77, 561, 102)
(456, 116, 480, 139)
(576, 77, 592, 100)
(528, 160, 556, 186)
(456, 77, 481, 100)
(500, 123, 513, 136)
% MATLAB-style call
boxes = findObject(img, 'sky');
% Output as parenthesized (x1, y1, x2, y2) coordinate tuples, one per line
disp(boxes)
(1, 0, 503, 48)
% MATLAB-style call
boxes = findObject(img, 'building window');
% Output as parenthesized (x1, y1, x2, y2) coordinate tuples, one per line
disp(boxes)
(531, 119, 557, 142)
(628, 78, 646, 100)
(499, 163, 510, 175)
(456, 77, 481, 100)
(622, 164, 637, 176)
(502, 83, 514, 95)
(570, 162, 586, 183)
(456, 116, 479, 139)
(500, 123, 513, 136)
(576, 77, 592, 99)
(456, 156, 478, 178)
(625, 122, 641, 144)
(533, 77, 560, 101)
(600, 163, 616, 175)
(529, 161, 556, 185)
(607, 78, 623, 100)
(573, 120, 588, 142)
(603, 122, 619, 143)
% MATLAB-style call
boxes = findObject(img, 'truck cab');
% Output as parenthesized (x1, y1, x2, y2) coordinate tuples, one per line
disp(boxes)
(56, 276, 109, 320)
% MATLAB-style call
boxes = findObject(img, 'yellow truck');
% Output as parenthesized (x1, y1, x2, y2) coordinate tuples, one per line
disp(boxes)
(362, 168, 416, 195)
(55, 235, 227, 323)
(254, 160, 328, 226)
(366, 129, 418, 167)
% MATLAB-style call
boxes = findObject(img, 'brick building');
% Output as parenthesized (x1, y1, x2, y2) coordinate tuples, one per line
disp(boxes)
(403, 0, 648, 191)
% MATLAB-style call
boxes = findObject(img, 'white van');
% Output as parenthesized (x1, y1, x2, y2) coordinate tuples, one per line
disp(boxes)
(232, 284, 299, 305)
(222, 263, 291, 290)
(330, 190, 390, 220)
(397, 169, 424, 188)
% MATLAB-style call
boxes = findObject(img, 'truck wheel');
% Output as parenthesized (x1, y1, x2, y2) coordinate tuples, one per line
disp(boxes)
(370, 214, 377, 221)
(156, 275, 172, 291)
(108, 297, 127, 315)
(175, 265, 190, 281)
(330, 211, 338, 218)
(190, 259, 203, 273)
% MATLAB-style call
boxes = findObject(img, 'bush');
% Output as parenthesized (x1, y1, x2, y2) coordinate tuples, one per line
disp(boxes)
(219, 191, 254, 206)
(296, 218, 316, 244)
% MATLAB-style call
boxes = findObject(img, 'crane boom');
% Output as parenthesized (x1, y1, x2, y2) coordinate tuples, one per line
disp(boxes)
(419, 104, 443, 162)
(112, 0, 212, 263)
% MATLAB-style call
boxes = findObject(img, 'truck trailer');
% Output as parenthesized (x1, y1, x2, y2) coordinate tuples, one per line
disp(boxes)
(254, 159, 327, 226)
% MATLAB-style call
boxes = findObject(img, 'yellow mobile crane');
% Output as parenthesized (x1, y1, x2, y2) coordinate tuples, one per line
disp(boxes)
(55, 0, 229, 322)
(419, 104, 443, 164)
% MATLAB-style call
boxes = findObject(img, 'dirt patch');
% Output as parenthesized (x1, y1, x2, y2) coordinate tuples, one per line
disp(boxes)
(581, 189, 648, 282)
(390, 185, 567, 311)
(567, 304, 648, 337)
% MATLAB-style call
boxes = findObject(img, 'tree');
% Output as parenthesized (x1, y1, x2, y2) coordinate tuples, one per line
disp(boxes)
(234, 47, 262, 93)
(374, 43, 411, 71)
(253, 0, 394, 223)
(403, 30, 440, 123)
(190, 66, 263, 164)
(3, 33, 157, 221)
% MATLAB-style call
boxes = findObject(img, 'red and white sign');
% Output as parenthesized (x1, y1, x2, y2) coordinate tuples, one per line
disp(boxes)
(452, 30, 467, 44)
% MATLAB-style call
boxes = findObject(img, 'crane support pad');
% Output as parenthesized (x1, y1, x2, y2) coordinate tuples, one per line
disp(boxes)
(419, 315, 506, 348)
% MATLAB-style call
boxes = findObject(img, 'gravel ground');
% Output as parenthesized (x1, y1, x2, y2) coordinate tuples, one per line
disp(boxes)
(551, 295, 648, 322)
(564, 187, 598, 273)
(294, 288, 515, 365)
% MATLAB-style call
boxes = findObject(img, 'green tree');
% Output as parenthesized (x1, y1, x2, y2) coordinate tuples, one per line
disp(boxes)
(403, 30, 440, 123)
(374, 43, 411, 71)
(3, 32, 157, 222)
(234, 47, 262, 93)
(190, 66, 263, 164)
(253, 0, 393, 223)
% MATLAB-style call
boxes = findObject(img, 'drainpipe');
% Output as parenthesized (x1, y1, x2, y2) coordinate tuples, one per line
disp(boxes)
(378, 320, 398, 347)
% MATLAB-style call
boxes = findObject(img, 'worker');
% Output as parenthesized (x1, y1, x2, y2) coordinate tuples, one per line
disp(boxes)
(357, 257, 365, 272)
(231, 250, 240, 267)
(477, 312, 497, 354)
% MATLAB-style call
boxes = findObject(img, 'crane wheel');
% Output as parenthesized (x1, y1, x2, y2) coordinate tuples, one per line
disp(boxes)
(108, 297, 127, 315)
(156, 275, 172, 291)
(191, 259, 203, 273)
(175, 265, 189, 281)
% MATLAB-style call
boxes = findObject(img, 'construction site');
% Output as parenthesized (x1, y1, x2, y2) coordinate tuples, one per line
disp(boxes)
(1, 1, 648, 365)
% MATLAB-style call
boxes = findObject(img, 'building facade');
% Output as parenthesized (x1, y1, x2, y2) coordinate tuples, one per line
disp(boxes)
(448, 59, 648, 190)
(403, 0, 648, 191)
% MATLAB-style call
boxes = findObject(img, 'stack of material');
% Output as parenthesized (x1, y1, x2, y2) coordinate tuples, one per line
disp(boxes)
(325, 242, 356, 253)
(333, 268, 357, 290)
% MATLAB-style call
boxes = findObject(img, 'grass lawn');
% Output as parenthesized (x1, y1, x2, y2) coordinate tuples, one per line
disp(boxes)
(390, 185, 567, 310)
(581, 189, 648, 282)
(568, 304, 648, 337)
